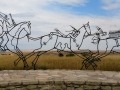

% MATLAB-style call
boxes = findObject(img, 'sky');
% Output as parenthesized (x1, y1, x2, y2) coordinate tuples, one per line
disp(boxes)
(0, 0, 120, 50)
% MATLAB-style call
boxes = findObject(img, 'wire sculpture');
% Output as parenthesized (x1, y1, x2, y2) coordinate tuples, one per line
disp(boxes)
(0, 12, 120, 70)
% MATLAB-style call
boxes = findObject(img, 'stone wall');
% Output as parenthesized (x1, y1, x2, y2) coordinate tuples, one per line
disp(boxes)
(0, 80, 120, 90)
(0, 70, 120, 90)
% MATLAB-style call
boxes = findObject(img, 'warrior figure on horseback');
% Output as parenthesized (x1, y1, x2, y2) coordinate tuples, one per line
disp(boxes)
(0, 12, 16, 51)
(0, 12, 31, 69)
(49, 22, 91, 43)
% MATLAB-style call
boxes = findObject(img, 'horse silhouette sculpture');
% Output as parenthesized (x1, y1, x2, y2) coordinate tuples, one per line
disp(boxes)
(0, 12, 120, 70)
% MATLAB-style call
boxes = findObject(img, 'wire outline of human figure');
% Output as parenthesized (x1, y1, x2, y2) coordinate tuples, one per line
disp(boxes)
(64, 25, 81, 43)
(91, 26, 107, 44)
(91, 29, 101, 45)
(0, 13, 15, 51)
(49, 25, 80, 43)
(91, 32, 100, 44)
(0, 13, 8, 51)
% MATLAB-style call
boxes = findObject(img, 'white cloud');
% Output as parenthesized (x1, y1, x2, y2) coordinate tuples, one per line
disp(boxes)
(0, 0, 88, 14)
(0, 0, 119, 34)
(53, 0, 88, 6)
(102, 0, 120, 10)
(1, 0, 120, 50)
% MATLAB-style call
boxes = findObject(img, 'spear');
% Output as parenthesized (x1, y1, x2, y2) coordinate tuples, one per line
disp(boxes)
(9, 13, 16, 25)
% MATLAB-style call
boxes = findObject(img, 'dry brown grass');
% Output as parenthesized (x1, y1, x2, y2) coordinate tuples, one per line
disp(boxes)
(0, 51, 120, 71)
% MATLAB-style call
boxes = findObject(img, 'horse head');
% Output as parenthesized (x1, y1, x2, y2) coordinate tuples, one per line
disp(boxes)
(25, 21, 31, 41)
(7, 21, 31, 40)
(78, 22, 91, 39)
(25, 21, 31, 36)
(17, 21, 31, 39)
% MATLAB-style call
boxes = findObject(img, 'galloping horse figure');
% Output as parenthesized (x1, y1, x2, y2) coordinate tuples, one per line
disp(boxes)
(80, 26, 120, 70)
(79, 26, 108, 70)
(0, 12, 31, 69)
(14, 22, 93, 70)
(92, 28, 120, 58)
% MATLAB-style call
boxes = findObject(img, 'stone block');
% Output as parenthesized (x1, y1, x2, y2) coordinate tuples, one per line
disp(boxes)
(6, 86, 16, 90)
(9, 80, 22, 86)
(74, 85, 79, 88)
(38, 85, 42, 88)
(39, 80, 47, 85)
(15, 86, 21, 88)
(55, 81, 64, 85)
(47, 86, 55, 90)
(40, 85, 51, 90)
(112, 86, 120, 90)
(75, 87, 83, 90)
(86, 80, 101, 85)
(64, 81, 73, 84)
(39, 80, 54, 85)
(16, 87, 27, 90)
(54, 85, 62, 90)
(26, 85, 37, 89)
(67, 84, 73, 87)
(84, 85, 100, 90)
(61, 85, 67, 89)
(46, 80, 54, 85)
(101, 80, 118, 86)
(101, 86, 111, 90)
(67, 87, 74, 90)
(0, 88, 6, 90)
(72, 81, 85, 85)
(22, 80, 38, 85)
(0, 82, 8, 87)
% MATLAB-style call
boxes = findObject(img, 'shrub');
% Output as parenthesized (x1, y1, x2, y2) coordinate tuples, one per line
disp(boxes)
(81, 52, 90, 57)
(58, 53, 64, 57)
(66, 52, 75, 57)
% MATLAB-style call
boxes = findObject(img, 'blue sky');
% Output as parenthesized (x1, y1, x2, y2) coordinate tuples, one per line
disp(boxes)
(44, 0, 107, 16)
(42, 0, 119, 16)
(0, 0, 120, 50)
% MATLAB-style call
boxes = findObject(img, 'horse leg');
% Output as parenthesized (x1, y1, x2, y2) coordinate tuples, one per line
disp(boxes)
(15, 47, 29, 69)
(80, 57, 93, 70)
(80, 53, 99, 70)
(66, 49, 87, 70)
(32, 51, 41, 70)
(32, 50, 51, 70)
(80, 58, 90, 70)
(81, 39, 109, 70)
(14, 57, 21, 66)
(14, 46, 44, 67)
(14, 51, 36, 66)
(0, 37, 5, 51)
(84, 59, 98, 70)
(14, 54, 28, 69)
(71, 49, 98, 70)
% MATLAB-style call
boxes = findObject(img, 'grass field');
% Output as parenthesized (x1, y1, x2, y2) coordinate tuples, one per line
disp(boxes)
(0, 51, 120, 71)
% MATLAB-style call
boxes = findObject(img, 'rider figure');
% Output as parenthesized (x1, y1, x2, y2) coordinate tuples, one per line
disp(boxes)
(92, 26, 107, 44)
(49, 25, 80, 42)
(0, 12, 16, 51)
(66, 25, 80, 37)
